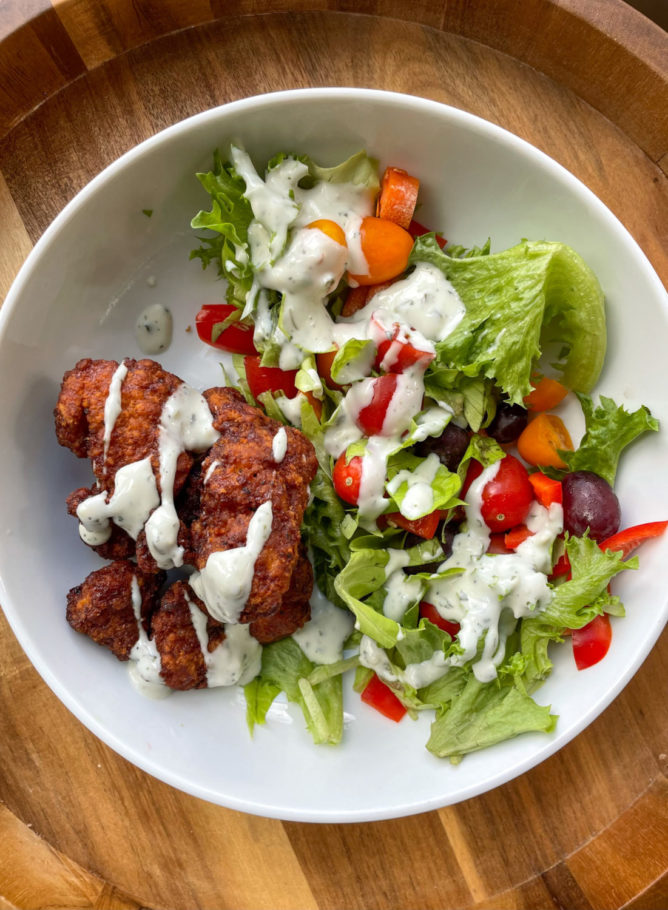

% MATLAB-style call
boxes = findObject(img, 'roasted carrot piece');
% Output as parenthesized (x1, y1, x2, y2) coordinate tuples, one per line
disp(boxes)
(376, 167, 420, 229)
(517, 414, 573, 469)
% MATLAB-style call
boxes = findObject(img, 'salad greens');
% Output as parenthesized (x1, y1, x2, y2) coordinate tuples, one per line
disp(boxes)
(190, 145, 660, 762)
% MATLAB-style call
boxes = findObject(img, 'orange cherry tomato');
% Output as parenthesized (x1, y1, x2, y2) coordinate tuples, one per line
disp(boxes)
(349, 216, 414, 286)
(517, 413, 573, 469)
(306, 219, 346, 246)
(316, 348, 344, 391)
(524, 376, 569, 411)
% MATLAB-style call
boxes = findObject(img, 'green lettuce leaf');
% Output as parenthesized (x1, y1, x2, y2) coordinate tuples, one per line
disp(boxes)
(384, 451, 461, 518)
(245, 638, 344, 745)
(411, 236, 606, 404)
(561, 394, 659, 486)
(542, 535, 637, 630)
(426, 675, 557, 760)
(190, 150, 254, 307)
(302, 150, 380, 193)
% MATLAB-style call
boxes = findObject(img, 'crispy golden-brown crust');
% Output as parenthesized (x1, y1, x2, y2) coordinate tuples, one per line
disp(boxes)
(151, 582, 214, 690)
(191, 387, 318, 624)
(66, 560, 164, 660)
(54, 357, 192, 495)
(66, 486, 136, 561)
(250, 545, 313, 644)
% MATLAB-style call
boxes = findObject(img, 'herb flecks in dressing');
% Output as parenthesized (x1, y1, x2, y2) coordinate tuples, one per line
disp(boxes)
(135, 303, 173, 355)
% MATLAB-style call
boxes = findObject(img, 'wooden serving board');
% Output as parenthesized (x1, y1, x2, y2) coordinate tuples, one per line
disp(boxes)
(0, 2, 667, 908)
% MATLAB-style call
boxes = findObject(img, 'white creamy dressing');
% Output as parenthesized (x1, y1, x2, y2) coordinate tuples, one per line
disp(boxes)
(77, 383, 218, 564)
(127, 575, 168, 698)
(77, 457, 160, 545)
(386, 452, 441, 520)
(427, 463, 563, 683)
(102, 360, 128, 468)
(144, 384, 220, 569)
(203, 459, 219, 484)
(185, 594, 262, 687)
(135, 303, 173, 355)
(292, 584, 355, 664)
(272, 427, 288, 462)
(190, 501, 274, 624)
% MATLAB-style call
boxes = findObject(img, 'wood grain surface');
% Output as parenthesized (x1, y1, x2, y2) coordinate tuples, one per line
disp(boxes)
(0, 2, 667, 909)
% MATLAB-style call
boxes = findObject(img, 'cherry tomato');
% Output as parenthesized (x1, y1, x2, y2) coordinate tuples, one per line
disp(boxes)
(361, 674, 407, 722)
(572, 613, 612, 670)
(348, 217, 414, 286)
(356, 373, 399, 436)
(306, 219, 346, 247)
(332, 453, 363, 505)
(461, 459, 483, 498)
(195, 304, 257, 355)
(479, 455, 533, 532)
(487, 533, 511, 554)
(419, 601, 460, 638)
(244, 355, 298, 401)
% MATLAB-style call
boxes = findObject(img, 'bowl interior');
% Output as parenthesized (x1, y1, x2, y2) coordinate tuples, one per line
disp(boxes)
(1, 89, 667, 821)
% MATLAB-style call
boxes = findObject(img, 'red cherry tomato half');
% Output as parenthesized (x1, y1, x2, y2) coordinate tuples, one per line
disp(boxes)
(572, 613, 612, 670)
(480, 455, 533, 532)
(332, 453, 363, 505)
(244, 355, 298, 401)
(487, 533, 511, 554)
(195, 304, 257, 355)
(356, 373, 399, 437)
(419, 601, 460, 638)
(361, 674, 407, 722)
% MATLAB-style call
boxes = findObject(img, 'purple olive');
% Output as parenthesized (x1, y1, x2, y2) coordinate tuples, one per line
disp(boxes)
(416, 424, 469, 472)
(562, 470, 621, 541)
(487, 402, 528, 445)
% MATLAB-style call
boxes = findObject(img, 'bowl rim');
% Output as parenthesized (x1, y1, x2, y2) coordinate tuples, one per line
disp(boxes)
(1, 86, 667, 822)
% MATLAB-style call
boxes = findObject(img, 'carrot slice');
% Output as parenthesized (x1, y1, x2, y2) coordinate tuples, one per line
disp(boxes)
(376, 167, 420, 229)
(517, 414, 573, 469)
(524, 376, 569, 411)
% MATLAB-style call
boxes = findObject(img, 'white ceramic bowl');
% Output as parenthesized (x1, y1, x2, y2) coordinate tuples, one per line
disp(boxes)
(1, 89, 667, 822)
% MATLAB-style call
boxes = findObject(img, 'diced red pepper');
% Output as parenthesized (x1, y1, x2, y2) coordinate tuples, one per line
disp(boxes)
(356, 373, 399, 436)
(244, 355, 298, 401)
(528, 472, 563, 508)
(598, 521, 668, 559)
(361, 674, 407, 722)
(381, 510, 442, 540)
(419, 601, 460, 638)
(504, 525, 533, 549)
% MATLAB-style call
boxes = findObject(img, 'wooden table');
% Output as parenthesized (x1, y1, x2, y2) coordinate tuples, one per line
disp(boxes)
(0, 2, 666, 908)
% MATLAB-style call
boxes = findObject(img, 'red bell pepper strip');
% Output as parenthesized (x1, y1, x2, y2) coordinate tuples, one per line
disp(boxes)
(572, 613, 612, 670)
(419, 601, 461, 638)
(381, 510, 442, 540)
(551, 520, 668, 580)
(361, 674, 407, 722)
(504, 525, 533, 549)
